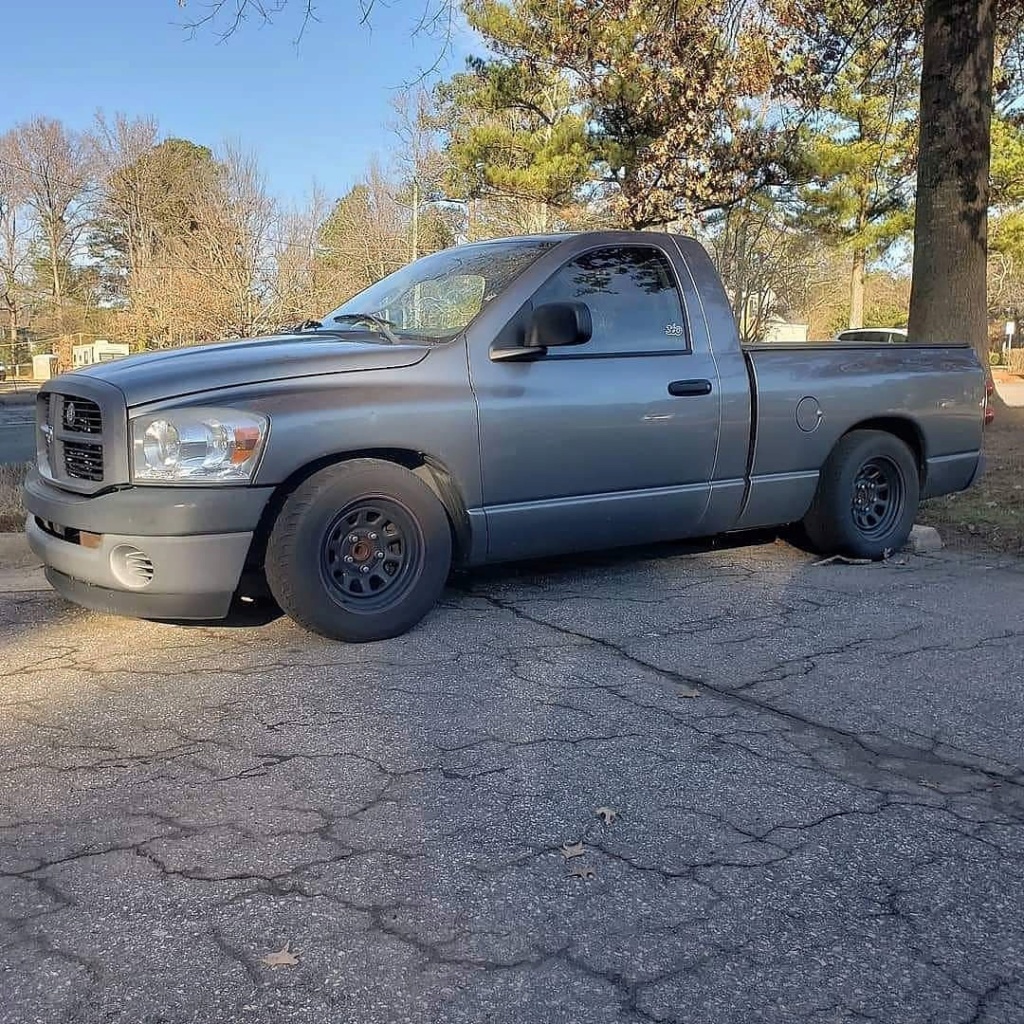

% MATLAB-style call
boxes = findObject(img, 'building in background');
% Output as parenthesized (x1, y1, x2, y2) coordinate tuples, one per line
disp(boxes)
(31, 354, 57, 381)
(72, 340, 130, 368)
(762, 317, 810, 343)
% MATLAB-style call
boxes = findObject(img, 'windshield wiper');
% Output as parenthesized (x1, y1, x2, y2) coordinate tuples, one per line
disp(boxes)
(331, 313, 400, 345)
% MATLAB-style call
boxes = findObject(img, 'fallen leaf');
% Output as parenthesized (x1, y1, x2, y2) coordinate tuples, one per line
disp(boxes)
(595, 806, 618, 825)
(261, 942, 300, 969)
(560, 841, 585, 860)
(812, 555, 872, 567)
(568, 863, 596, 881)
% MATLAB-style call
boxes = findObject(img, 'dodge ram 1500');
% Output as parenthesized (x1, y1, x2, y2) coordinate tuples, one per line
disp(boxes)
(24, 231, 986, 641)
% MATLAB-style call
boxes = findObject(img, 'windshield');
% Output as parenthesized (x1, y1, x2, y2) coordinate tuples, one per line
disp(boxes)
(323, 239, 557, 342)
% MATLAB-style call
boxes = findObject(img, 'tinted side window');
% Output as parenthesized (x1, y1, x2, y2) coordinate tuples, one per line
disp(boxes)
(532, 246, 687, 355)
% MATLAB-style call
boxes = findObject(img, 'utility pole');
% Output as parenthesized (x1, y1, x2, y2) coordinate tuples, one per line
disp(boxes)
(412, 177, 421, 326)
(411, 178, 419, 263)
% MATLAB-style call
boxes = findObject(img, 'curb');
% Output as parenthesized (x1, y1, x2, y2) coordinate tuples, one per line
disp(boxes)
(0, 532, 48, 593)
(907, 524, 943, 554)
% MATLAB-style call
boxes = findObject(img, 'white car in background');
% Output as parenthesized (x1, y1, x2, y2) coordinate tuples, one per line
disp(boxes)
(835, 327, 908, 344)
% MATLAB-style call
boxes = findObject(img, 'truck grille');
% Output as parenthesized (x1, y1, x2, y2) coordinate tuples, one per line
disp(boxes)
(37, 388, 120, 491)
(63, 440, 105, 481)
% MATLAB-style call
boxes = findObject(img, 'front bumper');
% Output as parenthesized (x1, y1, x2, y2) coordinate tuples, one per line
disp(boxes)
(42, 567, 242, 620)
(23, 469, 273, 620)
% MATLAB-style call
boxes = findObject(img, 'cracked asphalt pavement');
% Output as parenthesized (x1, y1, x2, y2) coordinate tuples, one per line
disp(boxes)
(2, 538, 1023, 1023)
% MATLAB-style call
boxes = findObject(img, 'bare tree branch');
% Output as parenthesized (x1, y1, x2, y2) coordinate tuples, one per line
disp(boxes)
(173, 0, 455, 52)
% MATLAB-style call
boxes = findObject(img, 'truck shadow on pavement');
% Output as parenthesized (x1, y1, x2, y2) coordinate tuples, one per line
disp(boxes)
(207, 527, 792, 631)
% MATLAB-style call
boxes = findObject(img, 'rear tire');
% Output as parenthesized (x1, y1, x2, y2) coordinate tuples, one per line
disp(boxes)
(802, 430, 919, 559)
(265, 459, 452, 642)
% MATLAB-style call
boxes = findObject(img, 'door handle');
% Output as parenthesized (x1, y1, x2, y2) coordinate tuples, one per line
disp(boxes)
(668, 379, 713, 397)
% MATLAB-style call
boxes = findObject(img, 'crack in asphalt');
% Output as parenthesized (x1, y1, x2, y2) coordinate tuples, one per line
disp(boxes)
(468, 591, 1024, 798)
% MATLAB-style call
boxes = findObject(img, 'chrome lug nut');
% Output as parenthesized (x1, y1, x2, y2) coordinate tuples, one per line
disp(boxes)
(348, 533, 359, 543)
(360, 565, 371, 574)
(369, 532, 378, 540)
(344, 555, 354, 564)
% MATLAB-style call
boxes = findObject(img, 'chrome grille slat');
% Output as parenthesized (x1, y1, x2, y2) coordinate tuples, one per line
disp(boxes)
(63, 440, 104, 481)
(62, 397, 102, 434)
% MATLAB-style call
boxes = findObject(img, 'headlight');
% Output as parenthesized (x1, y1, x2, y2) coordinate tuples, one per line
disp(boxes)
(131, 408, 268, 483)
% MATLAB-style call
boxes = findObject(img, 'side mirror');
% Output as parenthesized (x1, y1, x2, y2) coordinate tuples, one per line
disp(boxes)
(526, 301, 592, 350)
(489, 300, 593, 362)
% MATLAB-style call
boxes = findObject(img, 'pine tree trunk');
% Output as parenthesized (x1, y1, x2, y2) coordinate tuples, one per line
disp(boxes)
(849, 250, 866, 329)
(907, 0, 996, 363)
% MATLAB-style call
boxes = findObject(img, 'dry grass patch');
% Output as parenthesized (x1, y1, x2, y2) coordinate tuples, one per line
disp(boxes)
(919, 403, 1024, 555)
(0, 462, 28, 533)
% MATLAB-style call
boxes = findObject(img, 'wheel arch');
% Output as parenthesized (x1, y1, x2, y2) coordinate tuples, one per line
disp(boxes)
(246, 449, 473, 585)
(838, 417, 926, 484)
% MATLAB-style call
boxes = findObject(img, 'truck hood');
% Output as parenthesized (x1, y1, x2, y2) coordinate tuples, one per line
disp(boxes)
(67, 332, 431, 408)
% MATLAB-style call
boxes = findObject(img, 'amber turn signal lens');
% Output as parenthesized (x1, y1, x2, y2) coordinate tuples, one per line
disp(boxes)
(231, 426, 262, 464)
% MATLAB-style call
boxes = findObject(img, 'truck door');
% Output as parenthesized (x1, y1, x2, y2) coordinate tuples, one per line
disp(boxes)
(467, 241, 723, 562)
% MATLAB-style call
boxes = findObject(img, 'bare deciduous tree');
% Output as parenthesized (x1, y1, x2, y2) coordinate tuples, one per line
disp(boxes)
(704, 198, 819, 344)
(321, 161, 410, 289)
(173, 0, 457, 49)
(0, 132, 33, 348)
(390, 87, 448, 260)
(89, 112, 162, 288)
(133, 143, 278, 342)
(268, 185, 344, 326)
(8, 117, 92, 317)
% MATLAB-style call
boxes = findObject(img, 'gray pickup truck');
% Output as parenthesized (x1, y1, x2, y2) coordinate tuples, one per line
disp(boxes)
(24, 231, 986, 641)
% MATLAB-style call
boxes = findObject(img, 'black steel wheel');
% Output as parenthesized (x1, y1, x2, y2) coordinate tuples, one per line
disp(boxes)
(320, 499, 424, 613)
(850, 457, 904, 539)
(266, 459, 452, 642)
(803, 429, 919, 559)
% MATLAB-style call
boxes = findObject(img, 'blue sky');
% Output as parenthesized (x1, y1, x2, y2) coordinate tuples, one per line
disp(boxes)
(5, 0, 473, 205)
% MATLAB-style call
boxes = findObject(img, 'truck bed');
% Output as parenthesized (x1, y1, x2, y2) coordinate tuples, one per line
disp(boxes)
(732, 342, 984, 531)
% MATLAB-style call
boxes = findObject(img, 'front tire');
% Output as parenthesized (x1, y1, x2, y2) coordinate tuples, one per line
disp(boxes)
(802, 430, 920, 559)
(265, 459, 452, 642)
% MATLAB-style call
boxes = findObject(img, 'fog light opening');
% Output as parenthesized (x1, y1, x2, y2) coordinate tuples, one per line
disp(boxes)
(110, 545, 155, 589)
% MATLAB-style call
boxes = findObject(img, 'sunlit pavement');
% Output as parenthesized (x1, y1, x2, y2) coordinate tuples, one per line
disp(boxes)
(1, 540, 1023, 1023)
(994, 374, 1024, 407)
